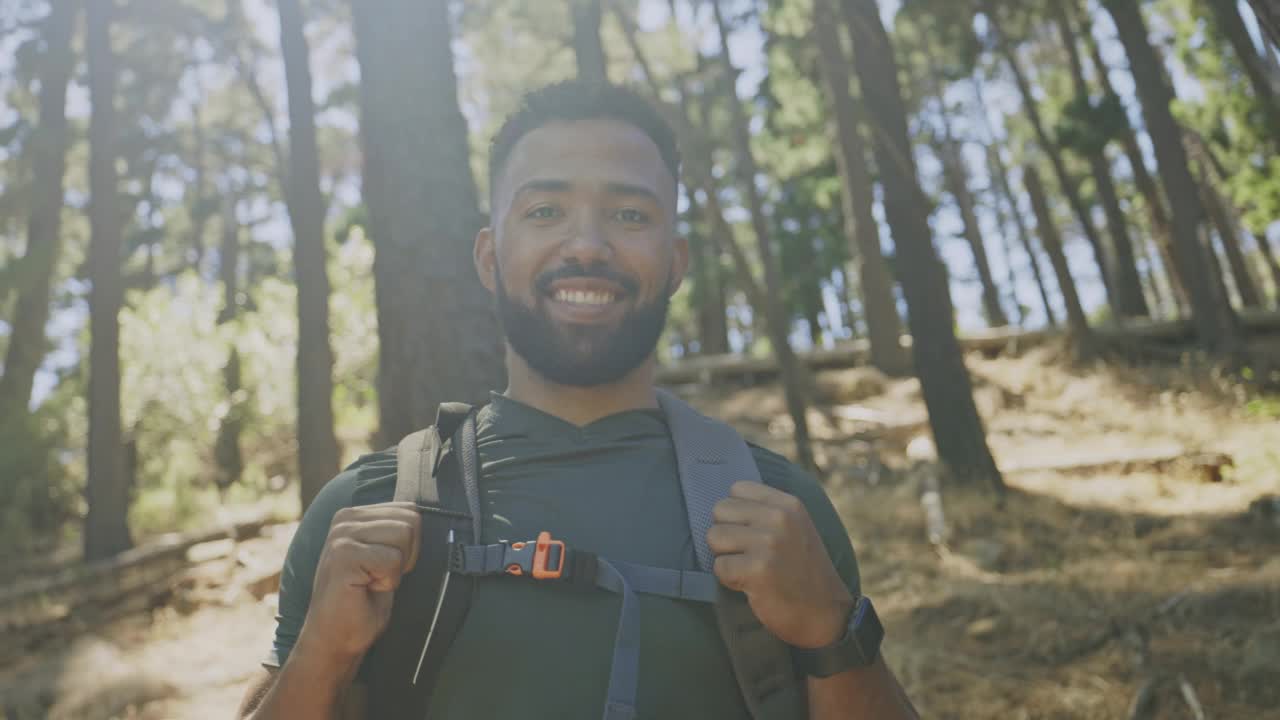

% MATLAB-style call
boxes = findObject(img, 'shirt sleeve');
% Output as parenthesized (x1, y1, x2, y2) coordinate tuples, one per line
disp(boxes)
(263, 452, 396, 669)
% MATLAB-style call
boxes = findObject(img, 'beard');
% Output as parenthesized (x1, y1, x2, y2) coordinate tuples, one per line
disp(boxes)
(494, 264, 672, 387)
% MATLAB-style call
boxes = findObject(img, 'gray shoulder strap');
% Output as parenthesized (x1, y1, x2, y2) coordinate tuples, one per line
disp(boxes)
(655, 388, 807, 719)
(395, 428, 436, 503)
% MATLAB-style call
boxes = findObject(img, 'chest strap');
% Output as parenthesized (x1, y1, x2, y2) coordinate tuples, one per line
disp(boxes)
(449, 533, 721, 720)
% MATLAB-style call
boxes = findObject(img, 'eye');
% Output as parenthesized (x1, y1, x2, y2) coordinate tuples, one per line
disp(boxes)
(614, 208, 650, 224)
(525, 205, 561, 221)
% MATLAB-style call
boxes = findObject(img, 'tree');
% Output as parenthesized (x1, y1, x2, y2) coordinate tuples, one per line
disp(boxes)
(1207, 0, 1280, 146)
(1024, 164, 1094, 348)
(934, 129, 1010, 327)
(1103, 0, 1240, 352)
(0, 0, 77, 420)
(841, 0, 1003, 491)
(711, 0, 816, 472)
(85, 0, 132, 560)
(1247, 0, 1280, 47)
(571, 0, 607, 84)
(985, 2, 1121, 316)
(277, 0, 340, 508)
(811, 0, 909, 374)
(352, 0, 505, 446)
(985, 139, 1058, 327)
(1054, 2, 1149, 319)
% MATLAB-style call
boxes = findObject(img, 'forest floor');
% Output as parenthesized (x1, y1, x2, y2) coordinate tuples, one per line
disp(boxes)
(3, 341, 1279, 719)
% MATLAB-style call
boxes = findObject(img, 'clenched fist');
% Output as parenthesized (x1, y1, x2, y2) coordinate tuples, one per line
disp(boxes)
(296, 502, 422, 665)
(707, 482, 854, 649)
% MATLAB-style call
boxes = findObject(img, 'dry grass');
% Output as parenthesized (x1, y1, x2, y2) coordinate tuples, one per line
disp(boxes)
(4, 347, 1278, 719)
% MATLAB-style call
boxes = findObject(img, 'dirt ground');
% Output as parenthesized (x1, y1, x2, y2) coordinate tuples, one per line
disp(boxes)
(4, 344, 1279, 719)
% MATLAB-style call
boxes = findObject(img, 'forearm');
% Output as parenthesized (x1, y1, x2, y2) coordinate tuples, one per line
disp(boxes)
(242, 637, 362, 720)
(807, 655, 919, 720)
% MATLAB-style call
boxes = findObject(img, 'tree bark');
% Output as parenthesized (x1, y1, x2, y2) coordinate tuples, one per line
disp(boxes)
(937, 135, 1010, 327)
(1201, 171, 1264, 309)
(811, 1, 909, 374)
(571, 0, 607, 84)
(1259, 232, 1280, 307)
(986, 4, 1119, 314)
(1209, 0, 1280, 146)
(1104, 0, 1241, 352)
(1055, 4, 1149, 319)
(353, 0, 505, 446)
(277, 0, 341, 509)
(841, 0, 1003, 492)
(685, 191, 731, 355)
(711, 0, 816, 472)
(85, 0, 132, 561)
(1246, 0, 1280, 48)
(1024, 165, 1094, 349)
(0, 0, 77, 420)
(1082, 19, 1189, 314)
(987, 143, 1057, 327)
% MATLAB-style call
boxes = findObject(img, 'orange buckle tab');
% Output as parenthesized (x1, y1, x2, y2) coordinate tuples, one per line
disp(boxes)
(531, 531, 566, 580)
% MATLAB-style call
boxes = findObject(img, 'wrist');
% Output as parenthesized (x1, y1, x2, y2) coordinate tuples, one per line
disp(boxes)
(291, 623, 365, 685)
(800, 594, 856, 650)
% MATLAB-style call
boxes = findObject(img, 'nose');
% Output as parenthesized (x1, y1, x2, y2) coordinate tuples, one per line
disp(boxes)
(559, 210, 612, 266)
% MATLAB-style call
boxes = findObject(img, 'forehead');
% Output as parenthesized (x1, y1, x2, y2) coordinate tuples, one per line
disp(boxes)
(495, 118, 675, 205)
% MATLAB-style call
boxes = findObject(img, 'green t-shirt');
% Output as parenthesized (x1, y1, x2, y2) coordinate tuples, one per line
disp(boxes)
(266, 393, 860, 718)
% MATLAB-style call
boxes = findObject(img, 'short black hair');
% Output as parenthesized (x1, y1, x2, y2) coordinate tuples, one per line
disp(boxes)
(488, 81, 681, 197)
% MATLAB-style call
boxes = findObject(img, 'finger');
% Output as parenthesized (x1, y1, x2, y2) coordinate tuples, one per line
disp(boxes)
(706, 523, 767, 556)
(329, 538, 406, 592)
(713, 553, 754, 592)
(336, 519, 419, 573)
(729, 481, 800, 510)
(711, 496, 769, 525)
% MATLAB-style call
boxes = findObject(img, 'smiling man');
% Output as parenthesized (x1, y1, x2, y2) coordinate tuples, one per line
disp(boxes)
(238, 81, 917, 719)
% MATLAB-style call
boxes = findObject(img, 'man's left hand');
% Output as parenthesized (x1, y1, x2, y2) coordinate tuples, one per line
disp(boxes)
(707, 481, 854, 649)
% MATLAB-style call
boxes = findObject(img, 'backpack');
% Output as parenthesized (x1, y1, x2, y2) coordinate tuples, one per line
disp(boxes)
(359, 389, 807, 719)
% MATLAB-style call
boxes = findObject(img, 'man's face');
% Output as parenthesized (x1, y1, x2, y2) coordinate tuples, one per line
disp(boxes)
(475, 118, 688, 387)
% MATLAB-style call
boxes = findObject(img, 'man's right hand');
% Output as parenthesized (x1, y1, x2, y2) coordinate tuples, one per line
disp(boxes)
(296, 502, 422, 665)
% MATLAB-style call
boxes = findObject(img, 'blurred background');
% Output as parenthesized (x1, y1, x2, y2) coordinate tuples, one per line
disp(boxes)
(1, 0, 1279, 717)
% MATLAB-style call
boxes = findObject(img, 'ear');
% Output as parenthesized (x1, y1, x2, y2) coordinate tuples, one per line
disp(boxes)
(474, 226, 497, 294)
(667, 234, 691, 296)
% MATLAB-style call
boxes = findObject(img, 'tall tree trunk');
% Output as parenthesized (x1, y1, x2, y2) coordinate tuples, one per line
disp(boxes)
(1259, 232, 1280, 306)
(353, 0, 504, 446)
(711, 0, 815, 472)
(841, 0, 1003, 492)
(986, 143, 1057, 327)
(1201, 173, 1264, 308)
(937, 136, 1010, 327)
(1247, 0, 1280, 47)
(84, 0, 132, 561)
(1083, 18, 1188, 313)
(1055, 4, 1150, 319)
(214, 197, 244, 501)
(812, 1, 909, 374)
(1209, 0, 1280, 146)
(990, 184, 1027, 327)
(986, 4, 1119, 313)
(571, 0, 607, 84)
(1104, 0, 1241, 352)
(0, 0, 76, 419)
(1024, 165, 1094, 349)
(277, 0, 340, 509)
(686, 192, 730, 355)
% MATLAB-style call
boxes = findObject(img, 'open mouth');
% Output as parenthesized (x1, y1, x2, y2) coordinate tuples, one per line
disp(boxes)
(544, 278, 628, 308)
(551, 288, 621, 306)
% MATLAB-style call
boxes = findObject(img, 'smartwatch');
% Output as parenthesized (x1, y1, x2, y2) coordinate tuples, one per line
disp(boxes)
(792, 595, 884, 677)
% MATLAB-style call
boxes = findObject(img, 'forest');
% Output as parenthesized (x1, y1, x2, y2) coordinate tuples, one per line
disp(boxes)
(1, 0, 1279, 717)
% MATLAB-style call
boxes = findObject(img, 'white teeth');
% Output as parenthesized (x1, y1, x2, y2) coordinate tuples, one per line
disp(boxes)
(554, 289, 616, 305)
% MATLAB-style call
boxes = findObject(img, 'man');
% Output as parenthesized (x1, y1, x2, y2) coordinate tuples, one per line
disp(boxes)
(239, 81, 917, 719)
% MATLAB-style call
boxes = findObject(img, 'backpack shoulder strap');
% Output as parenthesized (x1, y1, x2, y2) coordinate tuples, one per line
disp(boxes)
(656, 389, 807, 720)
(364, 403, 480, 719)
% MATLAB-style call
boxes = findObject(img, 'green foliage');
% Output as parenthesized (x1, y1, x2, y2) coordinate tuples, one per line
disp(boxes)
(0, 403, 77, 555)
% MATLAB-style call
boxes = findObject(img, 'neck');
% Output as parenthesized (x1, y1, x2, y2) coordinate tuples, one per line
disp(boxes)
(502, 349, 659, 427)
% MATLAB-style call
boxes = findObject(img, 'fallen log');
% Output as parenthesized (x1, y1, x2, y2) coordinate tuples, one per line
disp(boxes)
(1001, 447, 1233, 482)
(0, 513, 281, 661)
(656, 310, 1280, 385)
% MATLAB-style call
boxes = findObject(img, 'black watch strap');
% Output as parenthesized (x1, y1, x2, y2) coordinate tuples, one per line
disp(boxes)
(792, 596, 884, 678)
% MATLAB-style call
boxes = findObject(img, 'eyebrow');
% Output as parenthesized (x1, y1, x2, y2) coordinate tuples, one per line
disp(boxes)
(511, 178, 662, 205)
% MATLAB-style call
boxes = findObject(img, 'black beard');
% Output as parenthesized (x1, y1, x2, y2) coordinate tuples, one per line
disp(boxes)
(494, 265, 671, 387)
